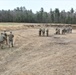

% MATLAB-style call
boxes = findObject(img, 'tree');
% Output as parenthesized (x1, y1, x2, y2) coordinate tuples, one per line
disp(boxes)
(54, 8, 60, 23)
(40, 7, 44, 22)
(50, 9, 54, 23)
(60, 10, 66, 23)
(70, 8, 74, 14)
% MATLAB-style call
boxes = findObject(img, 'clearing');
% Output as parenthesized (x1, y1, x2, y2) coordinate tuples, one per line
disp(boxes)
(0, 23, 76, 75)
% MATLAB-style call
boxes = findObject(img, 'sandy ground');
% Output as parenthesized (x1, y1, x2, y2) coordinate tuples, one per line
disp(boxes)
(0, 26, 76, 75)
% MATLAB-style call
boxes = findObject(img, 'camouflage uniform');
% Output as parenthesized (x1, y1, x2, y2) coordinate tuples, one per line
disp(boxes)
(8, 32, 14, 47)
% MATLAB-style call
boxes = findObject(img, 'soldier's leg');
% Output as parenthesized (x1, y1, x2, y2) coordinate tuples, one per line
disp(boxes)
(56, 31, 58, 34)
(40, 30, 42, 36)
(62, 30, 63, 34)
(71, 29, 72, 33)
(47, 31, 48, 36)
(39, 30, 40, 36)
(47, 32, 48, 36)
(11, 40, 14, 47)
(43, 31, 44, 36)
(0, 41, 4, 49)
(39, 31, 40, 36)
(0, 43, 2, 49)
(6, 39, 8, 45)
(1, 43, 3, 49)
(39, 30, 41, 36)
(63, 30, 64, 34)
(58, 30, 60, 34)
(9, 40, 11, 48)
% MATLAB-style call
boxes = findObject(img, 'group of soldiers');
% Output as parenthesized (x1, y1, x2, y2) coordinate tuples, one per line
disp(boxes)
(0, 31, 14, 49)
(39, 28, 49, 36)
(39, 25, 72, 37)
(55, 25, 72, 35)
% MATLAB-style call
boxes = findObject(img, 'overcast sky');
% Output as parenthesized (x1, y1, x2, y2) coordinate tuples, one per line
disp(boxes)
(0, 0, 76, 13)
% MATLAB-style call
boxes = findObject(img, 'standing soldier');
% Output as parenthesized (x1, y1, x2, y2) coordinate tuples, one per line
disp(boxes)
(42, 28, 45, 36)
(4, 31, 8, 45)
(67, 26, 69, 33)
(70, 26, 72, 33)
(55, 28, 58, 34)
(0, 33, 6, 49)
(8, 32, 14, 47)
(69, 26, 72, 33)
(39, 28, 42, 36)
(58, 28, 60, 34)
(46, 29, 49, 36)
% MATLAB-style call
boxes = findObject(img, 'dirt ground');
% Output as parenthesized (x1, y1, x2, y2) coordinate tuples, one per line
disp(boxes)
(0, 25, 76, 75)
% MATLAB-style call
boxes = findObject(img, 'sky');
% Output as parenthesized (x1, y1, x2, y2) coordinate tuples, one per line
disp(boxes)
(0, 0, 76, 13)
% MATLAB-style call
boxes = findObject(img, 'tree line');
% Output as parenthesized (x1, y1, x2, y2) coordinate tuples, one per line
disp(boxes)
(0, 6, 76, 24)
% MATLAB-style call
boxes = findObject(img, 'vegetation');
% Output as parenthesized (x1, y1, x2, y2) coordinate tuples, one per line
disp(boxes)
(0, 7, 76, 24)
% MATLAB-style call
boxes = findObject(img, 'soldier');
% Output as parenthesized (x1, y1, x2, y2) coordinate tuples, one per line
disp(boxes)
(58, 28, 60, 34)
(69, 26, 72, 33)
(62, 28, 66, 34)
(66, 26, 69, 33)
(55, 28, 58, 34)
(42, 28, 45, 36)
(39, 28, 42, 36)
(3, 31, 8, 45)
(46, 29, 49, 36)
(70, 26, 72, 33)
(55, 27, 60, 34)
(0, 33, 6, 49)
(8, 32, 14, 47)
(62, 29, 64, 34)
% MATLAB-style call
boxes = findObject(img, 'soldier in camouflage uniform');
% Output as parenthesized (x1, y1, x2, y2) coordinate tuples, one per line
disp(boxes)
(55, 27, 60, 34)
(46, 29, 49, 36)
(8, 32, 14, 47)
(0, 33, 6, 49)
(69, 26, 72, 33)
(70, 26, 72, 33)
(3, 31, 8, 45)
(39, 28, 42, 36)
(58, 28, 60, 34)
(66, 26, 69, 33)
(62, 28, 66, 34)
(42, 28, 45, 36)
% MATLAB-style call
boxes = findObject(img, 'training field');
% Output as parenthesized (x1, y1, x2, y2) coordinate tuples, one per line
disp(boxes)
(0, 23, 76, 75)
